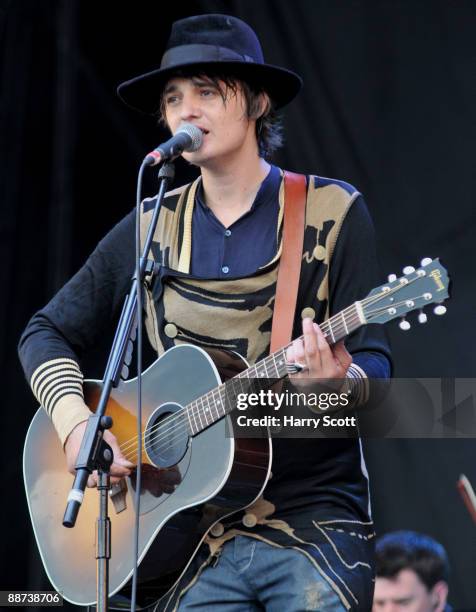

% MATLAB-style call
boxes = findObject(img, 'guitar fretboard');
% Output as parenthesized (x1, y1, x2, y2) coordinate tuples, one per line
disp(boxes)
(184, 302, 364, 435)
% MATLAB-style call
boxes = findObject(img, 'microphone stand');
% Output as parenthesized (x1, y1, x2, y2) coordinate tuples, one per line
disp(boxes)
(62, 161, 175, 611)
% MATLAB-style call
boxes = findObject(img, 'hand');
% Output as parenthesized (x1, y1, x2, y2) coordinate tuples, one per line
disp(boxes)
(286, 317, 352, 390)
(64, 420, 135, 487)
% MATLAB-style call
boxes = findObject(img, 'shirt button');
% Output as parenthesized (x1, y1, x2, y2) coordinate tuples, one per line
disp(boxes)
(313, 245, 327, 261)
(224, 229, 232, 237)
(221, 266, 229, 274)
(301, 307, 316, 321)
(242, 513, 257, 528)
(210, 522, 225, 537)
(164, 323, 178, 338)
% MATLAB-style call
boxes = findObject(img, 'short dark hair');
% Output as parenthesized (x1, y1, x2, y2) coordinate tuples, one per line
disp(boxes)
(156, 68, 283, 160)
(375, 531, 450, 590)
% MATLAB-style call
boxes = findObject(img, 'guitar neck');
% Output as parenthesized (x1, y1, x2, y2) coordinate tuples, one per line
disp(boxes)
(184, 302, 364, 436)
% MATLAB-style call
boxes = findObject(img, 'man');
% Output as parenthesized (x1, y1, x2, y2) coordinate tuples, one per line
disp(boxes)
(19, 14, 391, 611)
(373, 531, 451, 612)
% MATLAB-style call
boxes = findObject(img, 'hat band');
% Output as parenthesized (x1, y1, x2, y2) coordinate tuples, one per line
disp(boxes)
(160, 44, 258, 70)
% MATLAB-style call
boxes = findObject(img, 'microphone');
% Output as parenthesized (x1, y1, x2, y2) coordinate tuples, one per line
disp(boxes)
(144, 123, 203, 166)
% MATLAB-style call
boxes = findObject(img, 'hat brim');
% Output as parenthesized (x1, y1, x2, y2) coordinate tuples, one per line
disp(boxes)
(116, 61, 302, 115)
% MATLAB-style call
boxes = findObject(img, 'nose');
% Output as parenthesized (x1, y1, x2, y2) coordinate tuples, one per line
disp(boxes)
(179, 92, 202, 123)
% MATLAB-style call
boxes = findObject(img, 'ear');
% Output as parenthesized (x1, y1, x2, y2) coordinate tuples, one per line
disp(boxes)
(248, 91, 271, 121)
(257, 92, 271, 119)
(430, 581, 449, 612)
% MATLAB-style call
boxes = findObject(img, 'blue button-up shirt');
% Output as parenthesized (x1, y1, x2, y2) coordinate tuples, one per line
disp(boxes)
(191, 165, 281, 278)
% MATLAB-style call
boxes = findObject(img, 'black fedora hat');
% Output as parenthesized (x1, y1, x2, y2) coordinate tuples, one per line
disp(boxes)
(117, 14, 303, 114)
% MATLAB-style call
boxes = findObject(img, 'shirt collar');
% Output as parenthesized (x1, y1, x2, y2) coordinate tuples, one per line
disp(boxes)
(195, 164, 281, 214)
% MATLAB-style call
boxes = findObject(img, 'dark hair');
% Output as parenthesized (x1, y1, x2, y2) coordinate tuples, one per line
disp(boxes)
(156, 68, 283, 159)
(375, 531, 450, 590)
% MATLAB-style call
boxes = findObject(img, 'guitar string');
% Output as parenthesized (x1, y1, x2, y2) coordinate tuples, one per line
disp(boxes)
(120, 376, 275, 462)
(117, 304, 364, 458)
(118, 277, 411, 458)
(119, 330, 357, 462)
(359, 294, 430, 318)
(117, 279, 422, 460)
(117, 276, 428, 460)
(118, 279, 422, 461)
(120, 319, 366, 461)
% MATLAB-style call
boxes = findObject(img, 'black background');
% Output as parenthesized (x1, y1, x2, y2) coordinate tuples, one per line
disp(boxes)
(1, 1, 475, 609)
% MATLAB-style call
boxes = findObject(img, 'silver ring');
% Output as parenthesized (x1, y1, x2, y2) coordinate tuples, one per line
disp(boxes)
(286, 362, 308, 374)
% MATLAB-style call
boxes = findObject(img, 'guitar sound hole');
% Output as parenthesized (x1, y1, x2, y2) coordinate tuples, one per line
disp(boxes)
(144, 402, 190, 469)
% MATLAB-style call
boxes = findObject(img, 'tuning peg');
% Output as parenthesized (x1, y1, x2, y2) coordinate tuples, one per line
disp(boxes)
(433, 305, 447, 316)
(403, 266, 416, 275)
(418, 310, 428, 324)
(421, 257, 432, 267)
(399, 318, 411, 331)
(388, 273, 397, 282)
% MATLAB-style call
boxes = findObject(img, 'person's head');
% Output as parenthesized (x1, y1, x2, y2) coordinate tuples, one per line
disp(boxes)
(117, 14, 302, 164)
(158, 69, 281, 163)
(373, 531, 450, 612)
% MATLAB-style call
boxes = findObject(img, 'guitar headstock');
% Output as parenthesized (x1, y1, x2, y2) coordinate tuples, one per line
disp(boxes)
(362, 258, 450, 329)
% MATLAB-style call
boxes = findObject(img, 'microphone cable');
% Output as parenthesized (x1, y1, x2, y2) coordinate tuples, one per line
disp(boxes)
(130, 158, 148, 612)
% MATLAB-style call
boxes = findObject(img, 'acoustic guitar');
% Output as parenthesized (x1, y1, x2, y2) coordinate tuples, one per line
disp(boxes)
(23, 258, 449, 606)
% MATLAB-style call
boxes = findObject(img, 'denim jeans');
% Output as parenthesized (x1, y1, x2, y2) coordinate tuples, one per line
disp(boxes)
(177, 535, 346, 611)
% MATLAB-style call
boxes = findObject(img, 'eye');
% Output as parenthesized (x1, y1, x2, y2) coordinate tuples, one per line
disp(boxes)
(165, 95, 180, 106)
(200, 88, 216, 98)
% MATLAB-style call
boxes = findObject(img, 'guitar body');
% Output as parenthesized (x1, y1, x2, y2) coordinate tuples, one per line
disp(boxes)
(23, 344, 271, 606)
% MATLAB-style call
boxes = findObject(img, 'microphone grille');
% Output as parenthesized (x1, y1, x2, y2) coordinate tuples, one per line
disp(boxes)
(178, 123, 203, 152)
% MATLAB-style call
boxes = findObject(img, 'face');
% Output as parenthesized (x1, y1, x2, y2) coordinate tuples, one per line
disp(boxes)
(373, 569, 448, 612)
(162, 76, 259, 168)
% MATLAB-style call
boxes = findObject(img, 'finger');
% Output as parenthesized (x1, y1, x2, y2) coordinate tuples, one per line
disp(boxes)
(286, 339, 307, 378)
(303, 318, 320, 373)
(111, 445, 135, 467)
(333, 340, 353, 371)
(110, 475, 127, 485)
(293, 338, 306, 363)
(286, 344, 296, 363)
(116, 456, 135, 469)
(109, 461, 133, 477)
(313, 323, 334, 371)
(103, 431, 135, 467)
(83, 457, 132, 486)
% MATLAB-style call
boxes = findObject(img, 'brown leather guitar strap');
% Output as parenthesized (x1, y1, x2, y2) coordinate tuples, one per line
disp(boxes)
(270, 171, 307, 353)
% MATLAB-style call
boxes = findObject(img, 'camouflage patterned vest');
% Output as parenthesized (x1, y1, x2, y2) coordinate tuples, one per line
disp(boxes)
(140, 171, 360, 363)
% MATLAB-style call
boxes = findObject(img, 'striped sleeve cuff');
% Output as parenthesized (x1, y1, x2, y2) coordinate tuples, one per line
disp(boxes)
(30, 358, 92, 445)
(344, 363, 369, 407)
